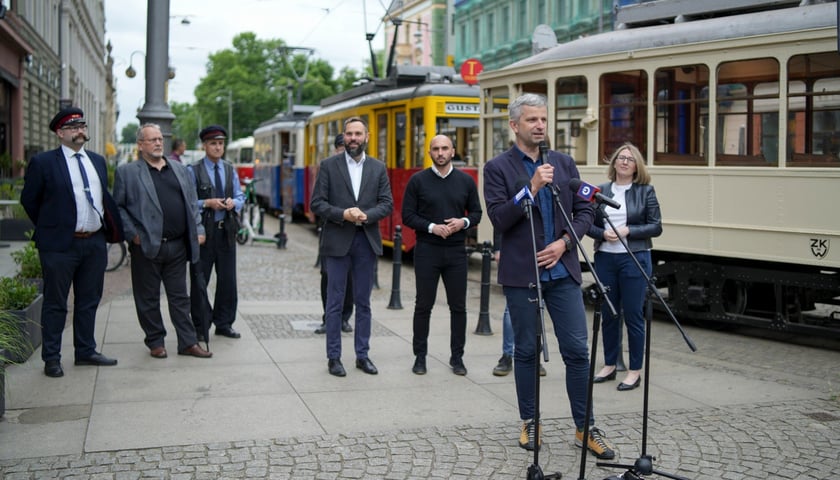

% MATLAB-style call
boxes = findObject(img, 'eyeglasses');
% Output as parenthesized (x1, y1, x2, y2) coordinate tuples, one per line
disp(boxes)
(141, 138, 164, 144)
(616, 155, 636, 163)
(61, 124, 87, 131)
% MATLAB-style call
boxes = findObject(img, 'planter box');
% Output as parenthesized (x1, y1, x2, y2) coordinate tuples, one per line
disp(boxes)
(0, 218, 35, 241)
(3, 294, 43, 364)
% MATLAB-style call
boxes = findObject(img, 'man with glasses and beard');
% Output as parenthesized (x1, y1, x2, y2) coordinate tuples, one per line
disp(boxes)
(112, 123, 212, 360)
(310, 117, 393, 377)
(22, 107, 123, 378)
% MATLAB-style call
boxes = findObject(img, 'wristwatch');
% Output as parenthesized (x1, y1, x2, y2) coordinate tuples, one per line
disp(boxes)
(562, 235, 572, 251)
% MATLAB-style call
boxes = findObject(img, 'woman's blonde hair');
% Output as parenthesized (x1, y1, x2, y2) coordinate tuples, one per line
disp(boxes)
(605, 142, 651, 185)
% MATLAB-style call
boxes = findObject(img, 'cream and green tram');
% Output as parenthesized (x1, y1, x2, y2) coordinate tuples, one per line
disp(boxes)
(478, 2, 840, 337)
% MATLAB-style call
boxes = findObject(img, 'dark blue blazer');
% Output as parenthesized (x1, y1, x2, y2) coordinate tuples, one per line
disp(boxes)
(483, 146, 594, 287)
(21, 147, 123, 252)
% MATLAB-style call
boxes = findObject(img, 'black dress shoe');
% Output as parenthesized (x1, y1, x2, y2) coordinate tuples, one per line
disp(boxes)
(215, 327, 241, 339)
(341, 320, 353, 333)
(44, 360, 64, 378)
(617, 377, 641, 391)
(356, 357, 378, 375)
(314, 323, 327, 334)
(450, 357, 467, 376)
(412, 356, 427, 375)
(593, 369, 617, 383)
(75, 352, 118, 366)
(328, 359, 346, 377)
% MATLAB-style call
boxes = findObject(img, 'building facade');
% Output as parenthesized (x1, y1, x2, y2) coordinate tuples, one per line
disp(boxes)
(6, 0, 112, 171)
(453, 0, 615, 72)
(384, 0, 450, 69)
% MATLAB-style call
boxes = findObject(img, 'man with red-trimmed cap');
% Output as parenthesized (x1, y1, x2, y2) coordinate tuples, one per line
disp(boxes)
(21, 107, 124, 378)
(187, 125, 245, 340)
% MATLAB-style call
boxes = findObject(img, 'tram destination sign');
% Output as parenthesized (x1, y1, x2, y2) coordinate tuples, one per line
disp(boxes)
(445, 103, 480, 115)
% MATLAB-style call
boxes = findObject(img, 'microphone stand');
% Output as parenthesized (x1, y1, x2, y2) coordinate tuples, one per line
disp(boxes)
(545, 183, 617, 480)
(593, 203, 697, 480)
(520, 192, 562, 480)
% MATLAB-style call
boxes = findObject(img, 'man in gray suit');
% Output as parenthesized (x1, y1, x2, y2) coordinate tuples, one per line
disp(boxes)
(310, 117, 393, 377)
(112, 123, 212, 359)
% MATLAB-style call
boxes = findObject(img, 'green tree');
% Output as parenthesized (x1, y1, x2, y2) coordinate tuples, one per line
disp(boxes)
(170, 101, 201, 149)
(120, 123, 139, 144)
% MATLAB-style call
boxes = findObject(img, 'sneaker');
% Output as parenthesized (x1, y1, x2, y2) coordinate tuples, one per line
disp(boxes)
(493, 354, 512, 376)
(575, 427, 615, 460)
(518, 419, 542, 451)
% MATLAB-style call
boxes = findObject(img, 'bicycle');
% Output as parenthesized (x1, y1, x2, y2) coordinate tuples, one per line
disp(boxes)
(105, 241, 128, 271)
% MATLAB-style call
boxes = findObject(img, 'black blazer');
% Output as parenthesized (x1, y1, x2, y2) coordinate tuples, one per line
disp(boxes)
(21, 147, 123, 252)
(587, 182, 662, 253)
(310, 153, 394, 257)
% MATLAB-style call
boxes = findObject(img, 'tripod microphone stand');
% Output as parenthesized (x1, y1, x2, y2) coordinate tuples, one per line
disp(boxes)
(593, 205, 697, 480)
(517, 187, 562, 480)
(544, 182, 617, 480)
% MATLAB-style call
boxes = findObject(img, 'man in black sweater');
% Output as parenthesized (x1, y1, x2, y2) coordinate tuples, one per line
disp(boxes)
(401, 135, 482, 375)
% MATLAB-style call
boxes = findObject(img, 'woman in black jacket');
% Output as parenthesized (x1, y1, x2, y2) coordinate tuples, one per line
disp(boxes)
(587, 143, 662, 391)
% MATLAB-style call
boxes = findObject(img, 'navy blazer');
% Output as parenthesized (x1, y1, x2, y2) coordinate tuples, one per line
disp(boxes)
(484, 146, 594, 287)
(310, 153, 394, 257)
(587, 182, 662, 253)
(21, 147, 122, 252)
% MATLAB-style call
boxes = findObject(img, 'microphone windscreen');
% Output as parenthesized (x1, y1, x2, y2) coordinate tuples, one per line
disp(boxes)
(568, 177, 582, 191)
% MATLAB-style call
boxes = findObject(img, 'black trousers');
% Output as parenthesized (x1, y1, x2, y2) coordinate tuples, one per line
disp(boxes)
(130, 239, 198, 351)
(191, 229, 238, 330)
(411, 241, 468, 360)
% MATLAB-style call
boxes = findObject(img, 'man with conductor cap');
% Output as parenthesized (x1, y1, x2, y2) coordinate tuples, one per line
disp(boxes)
(188, 125, 245, 339)
(21, 107, 123, 378)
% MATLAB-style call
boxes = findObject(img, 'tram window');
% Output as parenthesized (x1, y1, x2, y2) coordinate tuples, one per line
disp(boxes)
(491, 118, 510, 157)
(788, 52, 840, 167)
(316, 124, 326, 163)
(436, 118, 479, 167)
(653, 65, 709, 166)
(555, 76, 587, 163)
(716, 58, 779, 166)
(396, 112, 407, 169)
(411, 108, 425, 168)
(600, 70, 648, 162)
(377, 114, 388, 166)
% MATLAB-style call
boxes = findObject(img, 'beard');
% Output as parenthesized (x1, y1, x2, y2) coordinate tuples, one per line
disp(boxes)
(346, 141, 367, 158)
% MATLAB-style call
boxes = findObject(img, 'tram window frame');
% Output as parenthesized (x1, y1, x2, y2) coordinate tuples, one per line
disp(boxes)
(377, 113, 388, 166)
(653, 64, 709, 166)
(787, 51, 840, 168)
(600, 70, 648, 163)
(411, 108, 425, 168)
(715, 58, 780, 167)
(316, 123, 327, 164)
(555, 75, 588, 163)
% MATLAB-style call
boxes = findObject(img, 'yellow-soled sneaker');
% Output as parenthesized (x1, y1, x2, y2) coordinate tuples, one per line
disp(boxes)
(519, 419, 543, 451)
(575, 427, 615, 459)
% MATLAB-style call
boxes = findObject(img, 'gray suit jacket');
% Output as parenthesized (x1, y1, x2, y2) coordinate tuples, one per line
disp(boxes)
(112, 158, 205, 262)
(310, 153, 393, 256)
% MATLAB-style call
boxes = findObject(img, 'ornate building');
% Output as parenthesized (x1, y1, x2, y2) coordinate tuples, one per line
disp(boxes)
(4, 0, 112, 170)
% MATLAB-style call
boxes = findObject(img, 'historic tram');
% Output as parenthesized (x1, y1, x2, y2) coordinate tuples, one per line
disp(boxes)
(477, 2, 840, 337)
(304, 66, 491, 251)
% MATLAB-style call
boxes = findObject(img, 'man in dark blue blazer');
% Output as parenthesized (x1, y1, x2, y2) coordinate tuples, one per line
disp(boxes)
(310, 117, 393, 377)
(483, 94, 614, 459)
(21, 107, 123, 378)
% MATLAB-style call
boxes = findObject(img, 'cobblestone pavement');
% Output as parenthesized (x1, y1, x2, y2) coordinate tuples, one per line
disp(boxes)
(2, 221, 839, 479)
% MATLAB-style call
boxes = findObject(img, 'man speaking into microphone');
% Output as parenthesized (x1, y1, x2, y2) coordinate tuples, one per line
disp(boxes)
(483, 93, 615, 459)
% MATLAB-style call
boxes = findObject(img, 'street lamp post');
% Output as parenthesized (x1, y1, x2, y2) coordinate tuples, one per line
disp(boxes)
(136, 0, 175, 154)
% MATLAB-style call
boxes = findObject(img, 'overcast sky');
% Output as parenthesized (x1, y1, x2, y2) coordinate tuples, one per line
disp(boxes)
(105, 0, 389, 134)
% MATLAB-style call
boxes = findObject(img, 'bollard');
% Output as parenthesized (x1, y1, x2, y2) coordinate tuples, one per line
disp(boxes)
(276, 214, 288, 249)
(313, 225, 322, 268)
(387, 225, 403, 309)
(474, 241, 493, 335)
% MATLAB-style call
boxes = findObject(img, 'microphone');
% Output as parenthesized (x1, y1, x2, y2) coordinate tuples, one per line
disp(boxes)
(568, 178, 621, 209)
(538, 141, 549, 162)
(513, 178, 533, 218)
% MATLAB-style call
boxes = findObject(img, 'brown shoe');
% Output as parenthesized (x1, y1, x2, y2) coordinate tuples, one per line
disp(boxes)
(150, 346, 168, 359)
(178, 344, 213, 358)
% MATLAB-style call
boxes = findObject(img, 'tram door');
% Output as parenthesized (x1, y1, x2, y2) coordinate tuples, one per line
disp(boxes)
(374, 107, 409, 248)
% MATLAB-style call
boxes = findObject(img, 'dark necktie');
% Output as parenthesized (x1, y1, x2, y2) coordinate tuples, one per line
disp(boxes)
(74, 153, 98, 212)
(214, 164, 224, 198)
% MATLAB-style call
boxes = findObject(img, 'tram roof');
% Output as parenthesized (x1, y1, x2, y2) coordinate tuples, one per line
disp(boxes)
(312, 81, 481, 119)
(485, 2, 836, 77)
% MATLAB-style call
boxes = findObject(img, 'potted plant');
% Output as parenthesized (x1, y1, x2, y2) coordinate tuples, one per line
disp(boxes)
(11, 232, 42, 290)
(0, 180, 34, 241)
(0, 276, 41, 364)
(0, 310, 31, 418)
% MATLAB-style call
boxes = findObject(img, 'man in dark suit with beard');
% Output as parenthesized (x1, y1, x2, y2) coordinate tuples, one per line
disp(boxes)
(310, 117, 393, 377)
(21, 107, 123, 378)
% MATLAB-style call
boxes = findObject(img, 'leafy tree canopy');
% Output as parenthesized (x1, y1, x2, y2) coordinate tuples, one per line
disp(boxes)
(120, 122, 139, 144)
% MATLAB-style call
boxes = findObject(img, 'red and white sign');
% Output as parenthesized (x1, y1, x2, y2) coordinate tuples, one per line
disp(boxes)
(460, 59, 484, 86)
